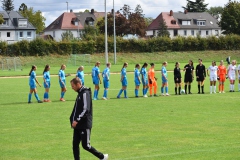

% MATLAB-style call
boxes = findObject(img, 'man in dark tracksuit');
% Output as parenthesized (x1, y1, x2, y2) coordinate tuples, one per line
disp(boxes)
(70, 77, 108, 160)
(196, 59, 206, 94)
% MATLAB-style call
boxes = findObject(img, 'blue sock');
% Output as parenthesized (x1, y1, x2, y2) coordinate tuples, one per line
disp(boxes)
(124, 90, 127, 97)
(44, 92, 47, 99)
(103, 89, 106, 97)
(165, 87, 168, 93)
(136, 89, 139, 96)
(145, 88, 148, 95)
(34, 93, 40, 101)
(105, 90, 108, 98)
(61, 92, 65, 98)
(28, 93, 32, 102)
(96, 90, 99, 99)
(94, 90, 97, 99)
(46, 92, 49, 99)
(118, 89, 123, 97)
(161, 87, 164, 93)
(135, 89, 137, 96)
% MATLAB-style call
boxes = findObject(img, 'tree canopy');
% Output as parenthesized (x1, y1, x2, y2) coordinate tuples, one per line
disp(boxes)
(1, 0, 14, 11)
(97, 4, 147, 37)
(219, 1, 240, 35)
(19, 3, 27, 12)
(19, 6, 46, 34)
(182, 0, 208, 12)
(0, 14, 4, 24)
(207, 6, 223, 16)
(157, 19, 170, 37)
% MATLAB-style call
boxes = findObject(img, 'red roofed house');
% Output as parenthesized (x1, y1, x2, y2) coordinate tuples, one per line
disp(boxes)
(146, 10, 221, 38)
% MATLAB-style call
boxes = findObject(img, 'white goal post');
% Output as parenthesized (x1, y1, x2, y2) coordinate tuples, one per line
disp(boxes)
(1, 57, 22, 71)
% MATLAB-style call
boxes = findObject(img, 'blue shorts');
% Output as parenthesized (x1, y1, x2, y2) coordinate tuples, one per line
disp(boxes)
(93, 78, 99, 85)
(44, 81, 51, 88)
(29, 83, 36, 89)
(59, 79, 66, 88)
(135, 80, 140, 86)
(103, 79, 109, 88)
(142, 78, 148, 86)
(162, 77, 168, 84)
(122, 79, 128, 86)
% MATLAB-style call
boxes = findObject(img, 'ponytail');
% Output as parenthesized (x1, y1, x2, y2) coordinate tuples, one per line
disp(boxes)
(43, 64, 49, 74)
(29, 65, 36, 76)
(121, 62, 128, 71)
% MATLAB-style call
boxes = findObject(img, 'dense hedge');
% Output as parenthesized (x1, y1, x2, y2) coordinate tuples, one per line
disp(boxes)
(0, 34, 240, 56)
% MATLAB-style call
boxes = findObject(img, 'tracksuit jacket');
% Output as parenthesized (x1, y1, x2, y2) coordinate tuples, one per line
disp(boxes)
(70, 86, 92, 129)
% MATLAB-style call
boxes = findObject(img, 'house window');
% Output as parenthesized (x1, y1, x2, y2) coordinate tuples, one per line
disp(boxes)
(191, 30, 194, 36)
(89, 21, 94, 26)
(174, 29, 178, 36)
(7, 32, 10, 37)
(184, 30, 187, 36)
(171, 20, 176, 24)
(215, 30, 219, 36)
(182, 21, 191, 25)
(74, 21, 78, 26)
(206, 31, 209, 36)
(2, 20, 8, 25)
(19, 31, 23, 38)
(197, 21, 206, 26)
(0, 32, 1, 37)
(27, 32, 32, 37)
(18, 20, 27, 27)
(53, 31, 55, 37)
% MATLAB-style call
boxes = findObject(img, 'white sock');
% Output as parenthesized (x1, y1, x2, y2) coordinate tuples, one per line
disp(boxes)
(232, 84, 234, 90)
(214, 86, 216, 92)
(230, 84, 232, 90)
(210, 86, 212, 93)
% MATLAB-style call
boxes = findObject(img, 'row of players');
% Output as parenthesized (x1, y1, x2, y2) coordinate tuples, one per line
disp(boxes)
(27, 59, 240, 103)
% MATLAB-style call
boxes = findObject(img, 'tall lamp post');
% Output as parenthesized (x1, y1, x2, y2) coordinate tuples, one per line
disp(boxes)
(104, 0, 108, 63)
(113, 0, 116, 64)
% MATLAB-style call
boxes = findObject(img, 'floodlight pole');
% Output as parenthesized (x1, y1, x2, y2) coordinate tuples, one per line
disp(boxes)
(113, 0, 116, 64)
(66, 2, 68, 12)
(104, 0, 108, 63)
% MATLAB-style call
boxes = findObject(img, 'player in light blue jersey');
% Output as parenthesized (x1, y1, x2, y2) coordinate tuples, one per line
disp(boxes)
(141, 62, 149, 97)
(102, 63, 111, 100)
(92, 62, 101, 100)
(117, 62, 128, 98)
(134, 64, 141, 97)
(161, 61, 169, 96)
(76, 66, 84, 85)
(43, 65, 51, 102)
(59, 64, 67, 101)
(28, 65, 42, 103)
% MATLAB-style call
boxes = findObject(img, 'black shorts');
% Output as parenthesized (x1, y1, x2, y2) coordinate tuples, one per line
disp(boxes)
(184, 75, 192, 83)
(197, 76, 204, 82)
(174, 78, 181, 83)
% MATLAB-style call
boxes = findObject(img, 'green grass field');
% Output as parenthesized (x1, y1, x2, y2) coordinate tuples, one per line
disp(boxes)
(0, 70, 240, 159)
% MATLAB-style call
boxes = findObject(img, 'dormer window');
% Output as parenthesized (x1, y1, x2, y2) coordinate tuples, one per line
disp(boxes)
(18, 19, 27, 27)
(74, 21, 78, 26)
(197, 21, 206, 26)
(171, 20, 176, 24)
(1, 19, 8, 26)
(182, 20, 191, 25)
(89, 21, 94, 26)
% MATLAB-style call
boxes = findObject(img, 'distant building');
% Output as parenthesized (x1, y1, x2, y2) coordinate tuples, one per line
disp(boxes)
(0, 11, 36, 44)
(146, 10, 222, 38)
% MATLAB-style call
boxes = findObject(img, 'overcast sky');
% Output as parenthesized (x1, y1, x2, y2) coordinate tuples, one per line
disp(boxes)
(14, 0, 228, 27)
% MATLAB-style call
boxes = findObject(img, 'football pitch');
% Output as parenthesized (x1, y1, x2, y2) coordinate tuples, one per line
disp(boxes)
(0, 72, 240, 160)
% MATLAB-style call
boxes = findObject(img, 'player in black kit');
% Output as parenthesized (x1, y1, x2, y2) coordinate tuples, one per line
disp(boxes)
(196, 59, 206, 94)
(183, 60, 194, 94)
(174, 62, 182, 95)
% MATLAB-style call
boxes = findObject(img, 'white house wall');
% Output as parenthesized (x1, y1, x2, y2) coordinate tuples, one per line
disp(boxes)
(45, 30, 80, 42)
(0, 30, 16, 41)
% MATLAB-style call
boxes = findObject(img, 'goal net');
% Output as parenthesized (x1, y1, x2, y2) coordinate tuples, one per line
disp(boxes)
(67, 54, 91, 67)
(1, 57, 22, 71)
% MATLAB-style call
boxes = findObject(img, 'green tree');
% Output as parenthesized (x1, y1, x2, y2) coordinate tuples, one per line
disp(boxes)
(134, 4, 143, 17)
(19, 3, 27, 12)
(0, 14, 4, 24)
(182, 0, 208, 12)
(61, 30, 74, 41)
(80, 25, 98, 40)
(19, 7, 46, 34)
(120, 4, 131, 19)
(157, 19, 170, 37)
(207, 6, 223, 16)
(1, 0, 14, 11)
(145, 17, 153, 26)
(219, 1, 240, 35)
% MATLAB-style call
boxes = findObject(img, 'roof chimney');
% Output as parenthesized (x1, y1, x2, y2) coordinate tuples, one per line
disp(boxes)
(91, 9, 94, 14)
(184, 10, 188, 14)
(70, 9, 73, 12)
(111, 9, 114, 14)
(170, 10, 173, 16)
